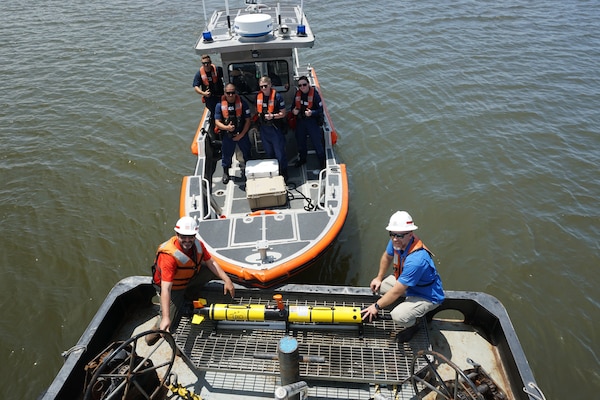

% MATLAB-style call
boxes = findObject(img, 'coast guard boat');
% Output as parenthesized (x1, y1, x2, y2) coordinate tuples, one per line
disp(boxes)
(180, 0, 348, 288)
(40, 277, 546, 400)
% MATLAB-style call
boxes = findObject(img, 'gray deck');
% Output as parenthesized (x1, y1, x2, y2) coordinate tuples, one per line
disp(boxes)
(42, 276, 538, 400)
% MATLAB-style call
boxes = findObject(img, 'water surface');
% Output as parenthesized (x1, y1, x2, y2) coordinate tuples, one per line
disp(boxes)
(1, 1, 598, 398)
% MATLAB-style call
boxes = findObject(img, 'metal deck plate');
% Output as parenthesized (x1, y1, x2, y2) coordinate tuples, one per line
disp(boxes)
(173, 291, 430, 386)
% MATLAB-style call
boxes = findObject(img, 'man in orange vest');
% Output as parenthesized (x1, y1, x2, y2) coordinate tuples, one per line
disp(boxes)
(256, 76, 288, 182)
(362, 211, 445, 342)
(148, 216, 234, 344)
(291, 76, 325, 169)
(214, 83, 252, 184)
(193, 54, 225, 125)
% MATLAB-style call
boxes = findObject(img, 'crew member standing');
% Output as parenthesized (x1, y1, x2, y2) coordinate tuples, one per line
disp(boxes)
(291, 76, 325, 169)
(193, 54, 225, 127)
(214, 83, 252, 184)
(256, 76, 288, 182)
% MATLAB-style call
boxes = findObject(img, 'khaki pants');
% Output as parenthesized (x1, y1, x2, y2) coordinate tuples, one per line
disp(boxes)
(380, 275, 439, 329)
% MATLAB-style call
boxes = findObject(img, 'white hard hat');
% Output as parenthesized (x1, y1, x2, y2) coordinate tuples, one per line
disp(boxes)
(385, 211, 418, 232)
(174, 216, 198, 235)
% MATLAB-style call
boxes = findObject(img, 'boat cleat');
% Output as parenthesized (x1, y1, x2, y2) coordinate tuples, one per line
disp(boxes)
(256, 240, 275, 264)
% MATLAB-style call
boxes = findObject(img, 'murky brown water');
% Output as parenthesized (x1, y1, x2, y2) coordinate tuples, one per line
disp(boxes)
(1, 1, 598, 398)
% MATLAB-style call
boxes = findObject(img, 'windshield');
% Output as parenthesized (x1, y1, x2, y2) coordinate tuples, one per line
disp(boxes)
(228, 60, 290, 94)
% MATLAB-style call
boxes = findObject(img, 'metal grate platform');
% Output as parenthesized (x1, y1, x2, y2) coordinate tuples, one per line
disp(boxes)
(173, 290, 430, 386)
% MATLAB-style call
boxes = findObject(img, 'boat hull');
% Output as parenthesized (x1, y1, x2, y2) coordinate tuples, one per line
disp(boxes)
(40, 276, 543, 400)
(179, 3, 348, 288)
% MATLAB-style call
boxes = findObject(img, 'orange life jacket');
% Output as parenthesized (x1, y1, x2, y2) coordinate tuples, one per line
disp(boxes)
(393, 235, 433, 279)
(294, 87, 315, 114)
(154, 236, 203, 290)
(200, 64, 218, 86)
(220, 94, 243, 119)
(200, 64, 220, 103)
(256, 89, 277, 114)
(217, 94, 243, 133)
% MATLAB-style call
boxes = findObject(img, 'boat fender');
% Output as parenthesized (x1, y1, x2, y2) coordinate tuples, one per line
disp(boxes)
(331, 129, 338, 145)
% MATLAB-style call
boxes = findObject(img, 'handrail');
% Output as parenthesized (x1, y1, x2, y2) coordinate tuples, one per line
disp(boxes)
(316, 168, 327, 211)
(204, 177, 219, 219)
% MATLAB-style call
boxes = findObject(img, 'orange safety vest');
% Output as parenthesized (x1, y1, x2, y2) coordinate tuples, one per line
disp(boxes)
(154, 236, 203, 290)
(200, 64, 220, 103)
(217, 94, 243, 133)
(393, 235, 434, 279)
(294, 87, 315, 114)
(256, 89, 277, 114)
(220, 94, 243, 119)
(200, 64, 218, 87)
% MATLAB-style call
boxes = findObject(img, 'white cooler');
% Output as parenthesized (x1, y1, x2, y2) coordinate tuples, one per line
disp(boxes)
(245, 159, 279, 179)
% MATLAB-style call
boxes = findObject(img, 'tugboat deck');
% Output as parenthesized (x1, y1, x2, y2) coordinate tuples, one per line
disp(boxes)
(42, 278, 542, 400)
(172, 290, 430, 385)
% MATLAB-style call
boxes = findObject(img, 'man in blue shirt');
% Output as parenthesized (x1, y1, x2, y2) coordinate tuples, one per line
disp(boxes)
(193, 54, 225, 121)
(362, 211, 445, 342)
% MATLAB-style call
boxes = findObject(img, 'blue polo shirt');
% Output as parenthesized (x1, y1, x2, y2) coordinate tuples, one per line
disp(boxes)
(386, 238, 445, 303)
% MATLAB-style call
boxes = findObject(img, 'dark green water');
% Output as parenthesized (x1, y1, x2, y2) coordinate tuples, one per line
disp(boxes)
(1, 1, 598, 398)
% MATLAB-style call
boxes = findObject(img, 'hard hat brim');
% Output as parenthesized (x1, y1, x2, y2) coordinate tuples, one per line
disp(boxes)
(385, 224, 418, 232)
(174, 227, 198, 235)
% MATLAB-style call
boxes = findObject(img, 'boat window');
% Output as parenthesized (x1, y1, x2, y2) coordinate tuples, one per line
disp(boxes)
(228, 61, 290, 94)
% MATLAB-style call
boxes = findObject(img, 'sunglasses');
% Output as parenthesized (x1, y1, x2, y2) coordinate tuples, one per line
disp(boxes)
(389, 232, 411, 239)
(260, 84, 269, 88)
(202, 61, 211, 65)
(225, 91, 236, 95)
(298, 83, 308, 87)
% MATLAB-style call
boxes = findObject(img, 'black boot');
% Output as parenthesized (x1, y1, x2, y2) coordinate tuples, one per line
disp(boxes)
(223, 166, 230, 184)
(281, 168, 289, 184)
(396, 320, 421, 343)
(293, 158, 306, 168)
(319, 158, 326, 170)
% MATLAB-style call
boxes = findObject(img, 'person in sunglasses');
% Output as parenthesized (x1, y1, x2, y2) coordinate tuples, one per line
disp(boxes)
(291, 76, 325, 169)
(193, 54, 225, 126)
(255, 76, 288, 181)
(214, 83, 252, 184)
(147, 216, 235, 345)
(361, 211, 445, 342)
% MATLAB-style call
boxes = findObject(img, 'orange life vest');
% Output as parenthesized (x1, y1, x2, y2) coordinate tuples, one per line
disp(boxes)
(393, 235, 433, 279)
(217, 94, 243, 133)
(256, 89, 277, 114)
(200, 64, 218, 86)
(154, 236, 203, 290)
(294, 87, 315, 114)
(220, 94, 243, 119)
(200, 64, 220, 103)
